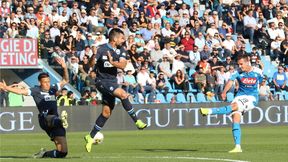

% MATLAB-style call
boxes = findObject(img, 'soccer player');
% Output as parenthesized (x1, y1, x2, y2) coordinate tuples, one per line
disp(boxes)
(84, 28, 147, 152)
(0, 58, 69, 158)
(200, 54, 263, 153)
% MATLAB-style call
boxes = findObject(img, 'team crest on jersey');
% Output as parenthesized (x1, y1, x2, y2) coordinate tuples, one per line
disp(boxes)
(110, 87, 114, 91)
(241, 78, 257, 84)
(115, 49, 120, 55)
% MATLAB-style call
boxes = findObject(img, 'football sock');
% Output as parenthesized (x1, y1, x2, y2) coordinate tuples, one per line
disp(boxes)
(232, 123, 241, 145)
(43, 150, 67, 158)
(211, 105, 232, 115)
(121, 98, 138, 122)
(90, 114, 108, 138)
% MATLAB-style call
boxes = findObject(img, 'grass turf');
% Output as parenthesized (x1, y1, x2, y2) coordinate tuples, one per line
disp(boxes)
(0, 126, 287, 162)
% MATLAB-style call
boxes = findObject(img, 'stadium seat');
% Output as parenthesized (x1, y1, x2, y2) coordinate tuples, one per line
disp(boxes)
(166, 82, 177, 93)
(166, 93, 175, 103)
(188, 68, 196, 77)
(176, 93, 187, 103)
(196, 93, 207, 102)
(186, 93, 196, 103)
(283, 91, 288, 100)
(156, 93, 167, 103)
(226, 92, 235, 102)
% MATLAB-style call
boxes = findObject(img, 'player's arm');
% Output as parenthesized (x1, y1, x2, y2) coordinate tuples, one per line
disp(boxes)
(55, 57, 69, 88)
(107, 51, 127, 70)
(0, 81, 29, 96)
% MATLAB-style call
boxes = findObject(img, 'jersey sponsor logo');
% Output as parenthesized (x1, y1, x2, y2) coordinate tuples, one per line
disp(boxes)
(121, 52, 126, 57)
(104, 61, 113, 67)
(44, 95, 56, 101)
(103, 56, 108, 59)
(40, 92, 49, 95)
(241, 78, 257, 84)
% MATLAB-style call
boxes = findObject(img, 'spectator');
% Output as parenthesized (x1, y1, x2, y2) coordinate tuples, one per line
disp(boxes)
(136, 66, 156, 101)
(173, 69, 189, 92)
(124, 70, 138, 97)
(259, 77, 274, 101)
(57, 88, 69, 106)
(181, 32, 194, 52)
(8, 82, 24, 107)
(194, 68, 207, 93)
(67, 91, 76, 106)
(273, 65, 288, 92)
(244, 9, 257, 43)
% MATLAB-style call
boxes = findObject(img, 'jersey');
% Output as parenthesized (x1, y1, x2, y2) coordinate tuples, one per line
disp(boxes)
(95, 43, 127, 82)
(28, 83, 60, 115)
(230, 67, 263, 104)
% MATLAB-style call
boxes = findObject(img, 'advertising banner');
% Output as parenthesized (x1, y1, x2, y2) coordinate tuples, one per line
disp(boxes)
(0, 39, 38, 66)
(0, 101, 287, 133)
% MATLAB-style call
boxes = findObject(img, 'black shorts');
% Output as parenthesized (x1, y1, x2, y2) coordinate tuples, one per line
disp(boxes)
(38, 114, 66, 141)
(95, 79, 119, 108)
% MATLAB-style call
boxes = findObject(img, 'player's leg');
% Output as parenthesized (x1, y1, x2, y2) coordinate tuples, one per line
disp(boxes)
(199, 96, 246, 116)
(229, 110, 242, 153)
(200, 105, 232, 116)
(84, 94, 114, 153)
(34, 123, 68, 158)
(113, 87, 147, 129)
(38, 136, 68, 158)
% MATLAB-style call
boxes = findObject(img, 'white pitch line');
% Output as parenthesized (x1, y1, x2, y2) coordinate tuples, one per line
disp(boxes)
(88, 156, 249, 162)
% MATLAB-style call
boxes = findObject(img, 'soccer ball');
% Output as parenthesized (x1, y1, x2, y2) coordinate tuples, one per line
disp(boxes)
(93, 132, 104, 145)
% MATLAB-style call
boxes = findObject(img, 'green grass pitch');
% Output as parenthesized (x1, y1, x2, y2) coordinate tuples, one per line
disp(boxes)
(0, 126, 287, 162)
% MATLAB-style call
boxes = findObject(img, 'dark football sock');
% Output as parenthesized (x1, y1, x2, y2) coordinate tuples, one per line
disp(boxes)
(90, 114, 108, 138)
(121, 98, 138, 122)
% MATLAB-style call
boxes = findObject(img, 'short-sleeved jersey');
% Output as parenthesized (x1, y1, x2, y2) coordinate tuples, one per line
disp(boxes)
(95, 43, 127, 82)
(28, 83, 60, 115)
(230, 67, 263, 103)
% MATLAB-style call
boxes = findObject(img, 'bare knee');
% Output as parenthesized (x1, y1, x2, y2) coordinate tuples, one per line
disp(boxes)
(102, 108, 112, 118)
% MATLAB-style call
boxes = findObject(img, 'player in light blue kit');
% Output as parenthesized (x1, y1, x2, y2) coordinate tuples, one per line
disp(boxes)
(200, 54, 263, 153)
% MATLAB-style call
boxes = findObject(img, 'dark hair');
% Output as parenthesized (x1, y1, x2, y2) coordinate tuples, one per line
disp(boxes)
(237, 54, 249, 61)
(38, 72, 49, 81)
(109, 28, 124, 41)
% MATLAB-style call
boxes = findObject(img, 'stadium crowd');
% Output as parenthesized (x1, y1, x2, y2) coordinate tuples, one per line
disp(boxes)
(0, 0, 288, 106)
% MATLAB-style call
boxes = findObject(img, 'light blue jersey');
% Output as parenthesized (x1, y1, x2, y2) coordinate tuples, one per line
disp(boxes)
(230, 67, 264, 104)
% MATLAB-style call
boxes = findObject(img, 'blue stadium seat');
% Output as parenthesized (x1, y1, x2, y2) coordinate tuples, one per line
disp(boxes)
(188, 68, 196, 77)
(196, 93, 207, 102)
(283, 91, 288, 100)
(226, 92, 235, 102)
(166, 82, 177, 93)
(176, 93, 187, 103)
(166, 93, 175, 103)
(186, 93, 196, 103)
(156, 93, 167, 103)
(207, 95, 217, 102)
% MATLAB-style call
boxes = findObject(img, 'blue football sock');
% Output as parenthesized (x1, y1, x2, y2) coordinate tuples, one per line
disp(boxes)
(211, 105, 232, 115)
(232, 123, 241, 145)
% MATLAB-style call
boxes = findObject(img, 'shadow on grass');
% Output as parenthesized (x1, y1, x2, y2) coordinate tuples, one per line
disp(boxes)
(0, 156, 31, 159)
(0, 156, 81, 159)
(136, 148, 198, 152)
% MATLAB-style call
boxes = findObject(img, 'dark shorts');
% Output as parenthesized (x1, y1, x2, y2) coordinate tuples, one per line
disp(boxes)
(95, 79, 119, 109)
(38, 114, 66, 141)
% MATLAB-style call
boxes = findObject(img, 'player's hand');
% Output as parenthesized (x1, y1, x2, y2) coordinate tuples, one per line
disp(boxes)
(0, 80, 7, 90)
(55, 57, 67, 69)
(107, 51, 114, 64)
(221, 92, 227, 101)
